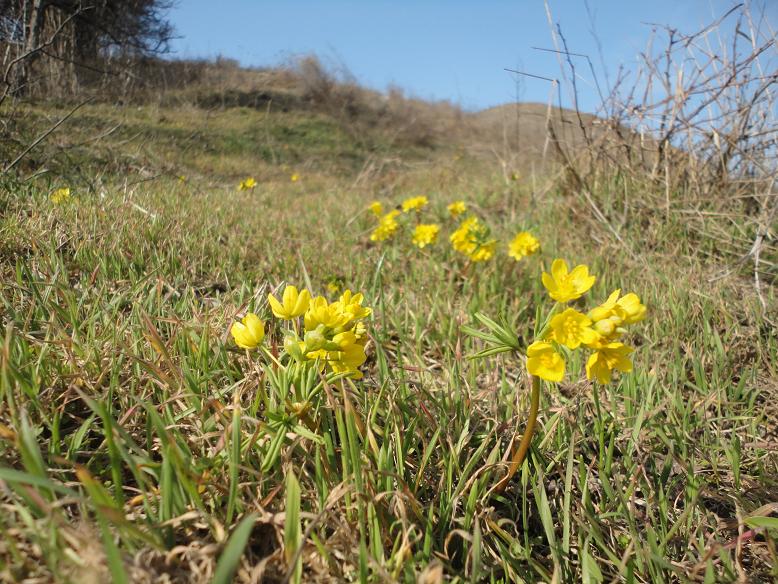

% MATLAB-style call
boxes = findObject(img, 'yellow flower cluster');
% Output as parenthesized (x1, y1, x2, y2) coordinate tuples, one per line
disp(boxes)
(365, 197, 539, 262)
(412, 224, 440, 248)
(508, 231, 540, 260)
(401, 195, 428, 213)
(230, 285, 371, 379)
(370, 209, 401, 242)
(50, 187, 71, 204)
(527, 259, 646, 384)
(238, 177, 257, 191)
(450, 216, 497, 262)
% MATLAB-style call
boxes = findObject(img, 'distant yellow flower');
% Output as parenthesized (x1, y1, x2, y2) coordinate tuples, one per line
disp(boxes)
(50, 188, 71, 204)
(586, 342, 634, 384)
(447, 201, 467, 217)
(510, 172, 520, 181)
(526, 341, 565, 382)
(370, 210, 401, 242)
(178, 175, 186, 183)
(326, 279, 341, 294)
(450, 216, 496, 262)
(368, 201, 383, 216)
(291, 173, 300, 182)
(268, 285, 311, 319)
(547, 308, 600, 349)
(231, 313, 265, 349)
(238, 177, 257, 191)
(541, 259, 596, 303)
(401, 195, 428, 213)
(412, 223, 440, 248)
(508, 231, 540, 260)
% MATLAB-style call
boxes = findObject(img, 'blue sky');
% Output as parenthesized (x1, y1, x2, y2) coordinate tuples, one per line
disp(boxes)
(169, 1, 775, 112)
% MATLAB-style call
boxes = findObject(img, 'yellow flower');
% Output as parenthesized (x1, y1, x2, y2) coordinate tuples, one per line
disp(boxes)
(541, 259, 596, 303)
(401, 195, 428, 213)
(335, 290, 372, 320)
(329, 342, 368, 379)
(370, 210, 401, 242)
(326, 279, 341, 295)
(616, 293, 647, 325)
(588, 289, 647, 339)
(447, 201, 467, 217)
(291, 173, 299, 182)
(238, 177, 257, 191)
(304, 296, 352, 331)
(546, 308, 600, 349)
(50, 188, 71, 204)
(368, 201, 383, 216)
(586, 342, 634, 384)
(412, 224, 440, 248)
(450, 216, 496, 261)
(526, 341, 565, 382)
(178, 175, 186, 183)
(468, 240, 496, 262)
(508, 231, 540, 260)
(231, 313, 265, 349)
(268, 285, 311, 319)
(510, 172, 520, 181)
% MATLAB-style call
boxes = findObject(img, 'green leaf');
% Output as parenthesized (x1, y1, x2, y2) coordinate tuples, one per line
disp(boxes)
(212, 513, 258, 584)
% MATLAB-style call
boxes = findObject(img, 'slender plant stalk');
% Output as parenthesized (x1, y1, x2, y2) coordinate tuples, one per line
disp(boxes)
(495, 375, 540, 493)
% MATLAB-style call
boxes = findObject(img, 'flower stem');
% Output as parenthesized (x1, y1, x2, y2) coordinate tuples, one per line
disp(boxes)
(494, 375, 541, 494)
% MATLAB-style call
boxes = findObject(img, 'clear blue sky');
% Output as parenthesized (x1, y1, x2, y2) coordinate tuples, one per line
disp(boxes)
(168, 0, 775, 112)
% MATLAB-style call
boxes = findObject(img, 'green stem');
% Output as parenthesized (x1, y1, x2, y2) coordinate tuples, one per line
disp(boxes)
(495, 375, 541, 493)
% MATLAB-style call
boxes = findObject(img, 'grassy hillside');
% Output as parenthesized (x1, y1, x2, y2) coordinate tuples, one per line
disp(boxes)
(0, 73, 776, 583)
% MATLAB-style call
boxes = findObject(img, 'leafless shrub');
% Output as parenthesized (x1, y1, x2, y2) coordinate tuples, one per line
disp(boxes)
(540, 2, 776, 304)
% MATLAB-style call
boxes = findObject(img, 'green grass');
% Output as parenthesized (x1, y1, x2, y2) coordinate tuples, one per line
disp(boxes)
(0, 101, 776, 583)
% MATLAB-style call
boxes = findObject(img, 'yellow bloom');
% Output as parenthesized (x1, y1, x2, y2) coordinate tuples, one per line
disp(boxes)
(508, 231, 540, 260)
(178, 175, 186, 183)
(268, 285, 311, 319)
(50, 188, 71, 204)
(616, 293, 647, 325)
(468, 240, 496, 262)
(447, 201, 467, 217)
(588, 289, 647, 339)
(291, 173, 300, 182)
(586, 342, 634, 384)
(368, 201, 383, 216)
(231, 313, 265, 349)
(326, 279, 341, 294)
(450, 216, 496, 261)
(370, 210, 401, 242)
(526, 341, 565, 382)
(547, 308, 600, 349)
(541, 259, 596, 303)
(238, 177, 257, 191)
(329, 342, 367, 378)
(335, 289, 372, 320)
(412, 223, 440, 248)
(401, 195, 428, 213)
(304, 296, 352, 332)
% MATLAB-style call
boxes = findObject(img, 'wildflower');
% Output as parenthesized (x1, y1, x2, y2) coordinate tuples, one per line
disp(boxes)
(370, 210, 401, 242)
(238, 177, 257, 191)
(585, 342, 634, 384)
(588, 289, 647, 340)
(541, 258, 596, 303)
(50, 188, 71, 204)
(412, 224, 440, 248)
(178, 175, 186, 183)
(508, 231, 540, 260)
(326, 279, 341, 295)
(546, 308, 599, 349)
(291, 173, 299, 182)
(510, 172, 520, 181)
(526, 341, 565, 382)
(447, 201, 467, 217)
(231, 313, 265, 349)
(450, 216, 496, 262)
(401, 195, 428, 213)
(268, 285, 311, 319)
(368, 201, 383, 216)
(300, 292, 371, 378)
